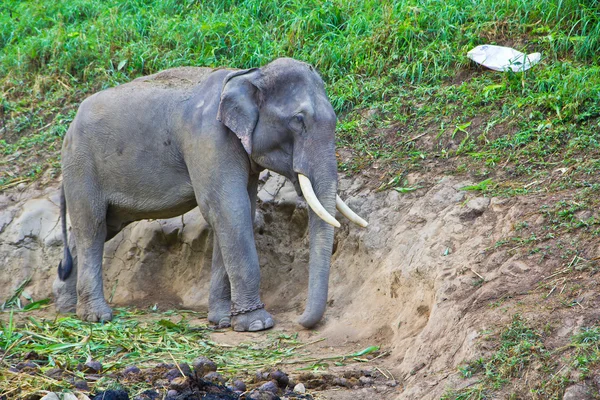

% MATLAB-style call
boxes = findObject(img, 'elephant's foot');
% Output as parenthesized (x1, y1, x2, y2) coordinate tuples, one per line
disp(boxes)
(232, 308, 274, 332)
(76, 298, 113, 322)
(52, 277, 77, 313)
(208, 302, 232, 328)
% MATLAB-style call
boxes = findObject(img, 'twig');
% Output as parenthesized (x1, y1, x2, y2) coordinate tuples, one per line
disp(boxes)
(168, 351, 185, 377)
(405, 132, 427, 143)
(470, 268, 485, 281)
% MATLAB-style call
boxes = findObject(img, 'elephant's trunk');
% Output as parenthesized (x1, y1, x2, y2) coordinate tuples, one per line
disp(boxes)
(297, 152, 337, 329)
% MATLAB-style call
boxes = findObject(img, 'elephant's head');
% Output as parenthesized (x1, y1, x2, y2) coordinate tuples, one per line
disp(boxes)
(217, 58, 367, 328)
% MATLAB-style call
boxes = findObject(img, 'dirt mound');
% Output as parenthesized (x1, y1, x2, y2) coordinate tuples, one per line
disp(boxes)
(1, 172, 597, 398)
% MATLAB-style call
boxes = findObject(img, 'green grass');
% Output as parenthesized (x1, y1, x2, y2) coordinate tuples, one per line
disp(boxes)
(1, 0, 599, 189)
(0, 306, 362, 398)
(444, 314, 600, 400)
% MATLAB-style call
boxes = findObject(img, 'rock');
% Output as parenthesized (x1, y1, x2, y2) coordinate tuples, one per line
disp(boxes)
(74, 380, 89, 391)
(385, 380, 399, 387)
(563, 384, 592, 400)
(293, 383, 306, 394)
(40, 394, 60, 400)
(166, 390, 178, 398)
(203, 371, 226, 384)
(62, 394, 79, 400)
(192, 356, 217, 376)
(232, 379, 247, 392)
(91, 390, 129, 400)
(259, 380, 278, 394)
(84, 360, 103, 373)
(269, 370, 289, 388)
(123, 365, 141, 374)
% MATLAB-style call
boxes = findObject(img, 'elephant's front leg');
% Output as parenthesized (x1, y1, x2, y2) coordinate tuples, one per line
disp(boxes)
(208, 174, 259, 329)
(201, 189, 273, 331)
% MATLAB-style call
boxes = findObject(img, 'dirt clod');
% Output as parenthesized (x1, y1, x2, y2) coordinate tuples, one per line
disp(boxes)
(259, 380, 279, 394)
(232, 379, 247, 392)
(91, 390, 129, 400)
(84, 360, 103, 373)
(269, 370, 289, 388)
(169, 376, 189, 391)
(203, 371, 226, 384)
(192, 356, 217, 376)
(73, 380, 89, 391)
(123, 365, 141, 375)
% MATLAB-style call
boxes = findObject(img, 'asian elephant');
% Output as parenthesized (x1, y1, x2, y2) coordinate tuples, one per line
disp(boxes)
(53, 58, 367, 332)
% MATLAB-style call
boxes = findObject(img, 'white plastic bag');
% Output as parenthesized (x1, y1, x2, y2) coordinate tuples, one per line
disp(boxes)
(467, 45, 541, 72)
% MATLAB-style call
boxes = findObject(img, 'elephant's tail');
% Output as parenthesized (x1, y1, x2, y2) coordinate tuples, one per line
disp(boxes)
(58, 185, 73, 281)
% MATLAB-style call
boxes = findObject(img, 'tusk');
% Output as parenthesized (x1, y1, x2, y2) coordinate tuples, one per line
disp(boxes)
(336, 195, 369, 228)
(298, 174, 340, 228)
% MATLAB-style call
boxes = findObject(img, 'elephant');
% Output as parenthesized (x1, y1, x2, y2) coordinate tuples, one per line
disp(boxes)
(52, 57, 367, 332)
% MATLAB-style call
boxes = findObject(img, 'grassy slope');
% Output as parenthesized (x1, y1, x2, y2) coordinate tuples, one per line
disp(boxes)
(1, 0, 600, 398)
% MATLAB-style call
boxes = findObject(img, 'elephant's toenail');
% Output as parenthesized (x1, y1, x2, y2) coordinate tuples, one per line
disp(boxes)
(248, 321, 265, 331)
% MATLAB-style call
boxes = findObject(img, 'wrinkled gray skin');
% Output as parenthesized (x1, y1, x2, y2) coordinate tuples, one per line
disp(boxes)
(52, 58, 338, 331)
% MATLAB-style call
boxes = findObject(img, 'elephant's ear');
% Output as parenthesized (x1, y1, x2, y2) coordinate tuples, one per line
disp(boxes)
(217, 68, 262, 155)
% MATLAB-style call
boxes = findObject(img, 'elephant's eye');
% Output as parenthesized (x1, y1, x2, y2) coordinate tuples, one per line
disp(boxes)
(290, 114, 305, 133)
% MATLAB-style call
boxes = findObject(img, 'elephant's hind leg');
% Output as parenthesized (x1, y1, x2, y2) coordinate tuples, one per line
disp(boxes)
(65, 186, 113, 322)
(53, 232, 79, 313)
(208, 237, 232, 328)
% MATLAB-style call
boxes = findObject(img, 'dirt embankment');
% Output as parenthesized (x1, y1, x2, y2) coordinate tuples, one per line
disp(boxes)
(1, 171, 599, 399)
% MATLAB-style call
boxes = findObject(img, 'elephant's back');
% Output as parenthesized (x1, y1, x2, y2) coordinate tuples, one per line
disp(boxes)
(132, 67, 224, 89)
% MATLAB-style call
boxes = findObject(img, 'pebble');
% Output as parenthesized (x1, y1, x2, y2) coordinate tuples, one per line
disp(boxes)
(259, 381, 278, 394)
(74, 380, 89, 391)
(192, 356, 217, 376)
(293, 383, 306, 394)
(40, 394, 60, 400)
(269, 370, 289, 388)
(385, 380, 398, 387)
